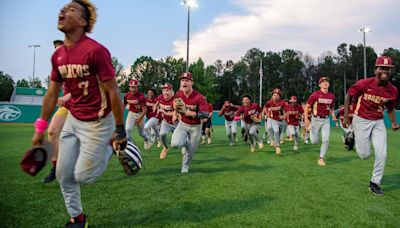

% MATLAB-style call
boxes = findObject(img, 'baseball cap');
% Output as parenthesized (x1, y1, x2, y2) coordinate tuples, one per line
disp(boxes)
(20, 140, 52, 176)
(319, 77, 329, 84)
(289, 96, 297, 102)
(162, 83, 173, 90)
(271, 88, 282, 95)
(375, 56, 395, 68)
(179, 72, 193, 81)
(129, 79, 139, 87)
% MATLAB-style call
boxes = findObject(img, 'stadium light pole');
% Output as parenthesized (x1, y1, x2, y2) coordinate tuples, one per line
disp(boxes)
(28, 44, 40, 87)
(359, 27, 370, 79)
(181, 0, 198, 73)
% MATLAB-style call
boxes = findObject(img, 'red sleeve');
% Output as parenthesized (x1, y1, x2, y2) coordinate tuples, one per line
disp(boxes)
(50, 53, 62, 82)
(386, 87, 398, 111)
(139, 94, 147, 108)
(306, 92, 317, 106)
(299, 105, 304, 114)
(93, 46, 115, 82)
(235, 106, 243, 116)
(347, 80, 365, 98)
(198, 95, 208, 112)
(123, 93, 128, 106)
(208, 103, 213, 112)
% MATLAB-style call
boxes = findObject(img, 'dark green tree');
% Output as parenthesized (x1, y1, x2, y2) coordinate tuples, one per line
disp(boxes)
(0, 71, 15, 101)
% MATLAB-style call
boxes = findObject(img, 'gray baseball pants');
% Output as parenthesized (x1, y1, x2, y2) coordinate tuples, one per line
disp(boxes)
(310, 116, 330, 158)
(267, 118, 284, 147)
(159, 120, 177, 148)
(125, 111, 149, 141)
(171, 121, 202, 167)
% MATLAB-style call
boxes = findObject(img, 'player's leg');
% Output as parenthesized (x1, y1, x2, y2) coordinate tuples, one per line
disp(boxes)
(171, 122, 189, 149)
(353, 115, 373, 159)
(370, 119, 387, 186)
(201, 122, 207, 144)
(310, 117, 321, 144)
(319, 118, 330, 160)
(205, 119, 212, 144)
(232, 120, 238, 143)
(43, 107, 68, 183)
(56, 115, 84, 218)
(181, 124, 202, 172)
(135, 113, 150, 148)
(225, 120, 234, 145)
(125, 111, 135, 139)
(159, 121, 176, 159)
(294, 125, 300, 150)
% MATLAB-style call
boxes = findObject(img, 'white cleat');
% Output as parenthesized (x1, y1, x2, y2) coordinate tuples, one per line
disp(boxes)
(294, 145, 299, 151)
(258, 142, 264, 149)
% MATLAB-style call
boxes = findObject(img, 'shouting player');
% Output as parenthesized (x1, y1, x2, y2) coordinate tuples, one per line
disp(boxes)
(171, 72, 208, 173)
(304, 77, 337, 166)
(344, 56, 399, 195)
(32, 1, 127, 226)
(218, 99, 239, 146)
(144, 88, 161, 148)
(285, 96, 304, 151)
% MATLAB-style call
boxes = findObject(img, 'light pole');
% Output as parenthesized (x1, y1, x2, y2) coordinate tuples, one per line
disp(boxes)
(181, 0, 198, 73)
(359, 27, 370, 79)
(28, 44, 40, 87)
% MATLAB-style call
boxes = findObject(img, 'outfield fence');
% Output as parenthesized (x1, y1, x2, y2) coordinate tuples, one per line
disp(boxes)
(1, 103, 399, 128)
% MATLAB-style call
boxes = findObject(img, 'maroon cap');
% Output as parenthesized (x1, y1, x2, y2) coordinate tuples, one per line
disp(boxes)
(375, 56, 395, 68)
(319, 77, 329, 84)
(271, 88, 282, 95)
(20, 141, 52, 176)
(289, 96, 297, 102)
(179, 72, 193, 81)
(129, 79, 139, 87)
(162, 83, 173, 90)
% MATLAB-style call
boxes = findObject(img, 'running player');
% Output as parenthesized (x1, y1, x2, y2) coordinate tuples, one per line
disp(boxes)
(284, 96, 303, 151)
(235, 95, 264, 152)
(144, 88, 161, 148)
(171, 72, 208, 173)
(156, 83, 176, 160)
(201, 101, 213, 144)
(263, 88, 287, 155)
(218, 99, 239, 146)
(301, 102, 311, 144)
(42, 40, 69, 184)
(32, 1, 127, 226)
(304, 77, 337, 166)
(343, 56, 399, 195)
(124, 79, 151, 149)
(336, 104, 354, 148)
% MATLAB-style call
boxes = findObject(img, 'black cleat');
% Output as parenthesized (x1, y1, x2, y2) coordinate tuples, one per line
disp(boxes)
(42, 167, 56, 183)
(369, 182, 384, 196)
(65, 215, 88, 228)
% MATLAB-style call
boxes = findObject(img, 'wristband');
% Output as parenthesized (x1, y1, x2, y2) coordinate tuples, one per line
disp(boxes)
(34, 118, 49, 134)
(114, 124, 126, 140)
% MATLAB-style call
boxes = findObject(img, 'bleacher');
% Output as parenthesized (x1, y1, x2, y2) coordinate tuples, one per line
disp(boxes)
(10, 87, 47, 105)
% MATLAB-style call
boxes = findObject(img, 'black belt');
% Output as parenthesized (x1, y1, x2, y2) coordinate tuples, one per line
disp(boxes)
(313, 115, 328, 118)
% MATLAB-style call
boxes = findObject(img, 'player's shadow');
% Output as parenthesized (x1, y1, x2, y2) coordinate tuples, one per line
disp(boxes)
(383, 174, 400, 192)
(326, 155, 358, 164)
(96, 195, 275, 227)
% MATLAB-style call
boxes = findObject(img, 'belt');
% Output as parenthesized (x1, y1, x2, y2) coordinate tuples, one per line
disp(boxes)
(313, 115, 328, 118)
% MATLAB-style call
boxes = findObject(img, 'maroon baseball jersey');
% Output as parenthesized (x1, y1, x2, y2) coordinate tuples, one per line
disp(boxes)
(264, 99, 287, 121)
(235, 103, 262, 124)
(51, 35, 115, 121)
(307, 90, 335, 117)
(348, 77, 398, 120)
(124, 91, 146, 113)
(145, 96, 157, 118)
(337, 107, 354, 125)
(285, 104, 303, 126)
(158, 95, 175, 124)
(223, 105, 239, 121)
(175, 90, 208, 125)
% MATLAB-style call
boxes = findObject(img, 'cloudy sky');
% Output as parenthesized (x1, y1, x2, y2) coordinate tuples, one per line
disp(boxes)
(0, 0, 399, 83)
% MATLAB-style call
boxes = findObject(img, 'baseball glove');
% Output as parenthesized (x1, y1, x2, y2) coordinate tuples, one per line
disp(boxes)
(173, 98, 187, 115)
(115, 139, 143, 176)
(344, 131, 355, 151)
(250, 114, 261, 123)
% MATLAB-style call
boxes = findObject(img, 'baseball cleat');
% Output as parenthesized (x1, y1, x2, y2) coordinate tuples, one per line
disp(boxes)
(65, 214, 88, 228)
(258, 142, 264, 149)
(318, 158, 326, 166)
(369, 182, 384, 196)
(250, 145, 256, 153)
(42, 166, 56, 183)
(275, 147, 281, 155)
(160, 148, 169, 160)
(293, 145, 298, 151)
(207, 138, 212, 144)
(181, 164, 189, 173)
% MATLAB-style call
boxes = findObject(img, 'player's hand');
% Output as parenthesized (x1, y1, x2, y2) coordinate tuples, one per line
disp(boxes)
(32, 132, 45, 147)
(135, 118, 143, 126)
(112, 125, 127, 151)
(392, 123, 400, 132)
(343, 117, 349, 128)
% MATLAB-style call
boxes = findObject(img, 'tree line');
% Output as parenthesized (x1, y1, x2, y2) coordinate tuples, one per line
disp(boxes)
(1, 43, 399, 108)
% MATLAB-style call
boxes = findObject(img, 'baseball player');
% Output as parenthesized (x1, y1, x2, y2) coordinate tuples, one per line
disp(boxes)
(336, 104, 354, 146)
(42, 40, 70, 184)
(218, 100, 239, 146)
(124, 79, 151, 149)
(304, 77, 337, 166)
(235, 95, 264, 152)
(284, 96, 304, 151)
(343, 56, 399, 195)
(263, 88, 287, 155)
(31, 0, 127, 226)
(300, 102, 311, 144)
(144, 88, 161, 148)
(201, 102, 213, 144)
(156, 83, 176, 160)
(171, 72, 209, 173)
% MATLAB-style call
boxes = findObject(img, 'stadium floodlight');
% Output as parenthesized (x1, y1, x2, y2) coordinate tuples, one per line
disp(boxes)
(28, 44, 41, 87)
(359, 27, 371, 79)
(181, 0, 198, 73)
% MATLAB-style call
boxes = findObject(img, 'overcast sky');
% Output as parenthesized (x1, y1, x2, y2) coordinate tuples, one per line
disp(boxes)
(0, 0, 399, 83)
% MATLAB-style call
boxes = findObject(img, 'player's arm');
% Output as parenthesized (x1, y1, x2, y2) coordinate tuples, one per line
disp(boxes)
(343, 94, 352, 128)
(304, 103, 311, 129)
(136, 105, 147, 124)
(387, 109, 399, 131)
(218, 105, 225, 116)
(32, 81, 62, 146)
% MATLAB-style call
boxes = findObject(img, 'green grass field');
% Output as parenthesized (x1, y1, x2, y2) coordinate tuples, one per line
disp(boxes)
(1, 124, 399, 227)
